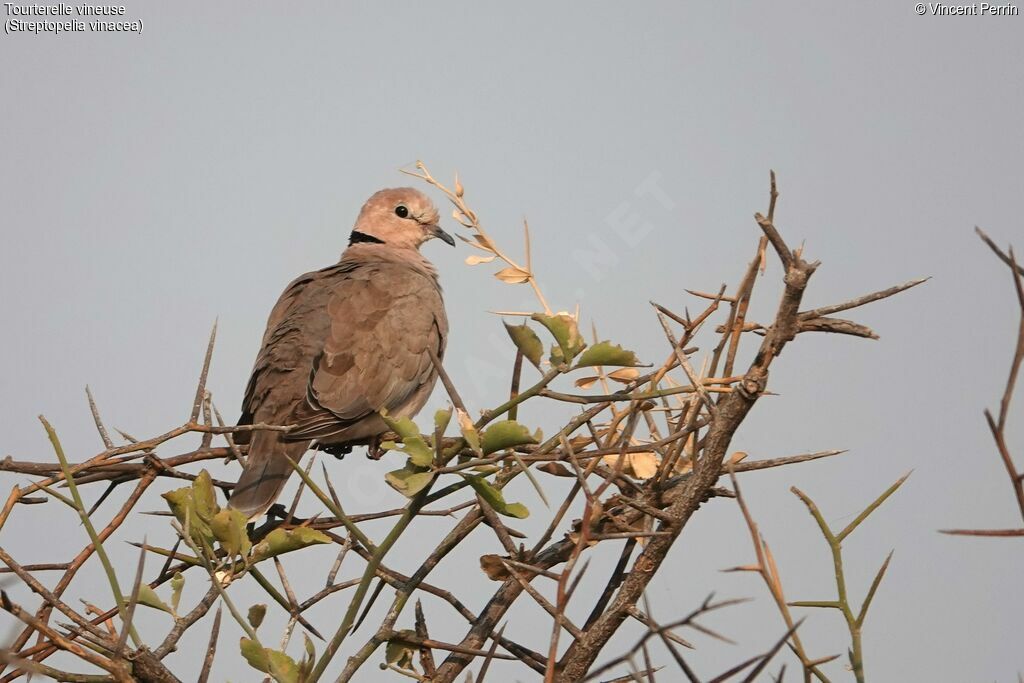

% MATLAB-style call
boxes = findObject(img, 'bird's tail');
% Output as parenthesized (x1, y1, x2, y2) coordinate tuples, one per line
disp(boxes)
(228, 430, 310, 520)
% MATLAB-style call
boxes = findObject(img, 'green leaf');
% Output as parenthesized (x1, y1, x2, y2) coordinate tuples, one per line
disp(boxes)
(380, 412, 420, 441)
(380, 413, 433, 467)
(434, 408, 452, 435)
(462, 474, 530, 519)
(161, 487, 193, 526)
(240, 638, 300, 683)
(136, 584, 172, 615)
(160, 471, 223, 548)
(574, 341, 644, 369)
(531, 313, 586, 363)
(385, 630, 417, 670)
(403, 436, 434, 468)
(266, 650, 300, 683)
(250, 527, 331, 564)
(503, 322, 544, 368)
(385, 466, 434, 498)
(240, 637, 268, 672)
(507, 450, 549, 508)
(170, 572, 184, 614)
(247, 603, 267, 630)
(161, 486, 213, 544)
(299, 633, 316, 679)
(481, 420, 539, 455)
(191, 470, 219, 523)
(549, 344, 565, 367)
(210, 507, 251, 559)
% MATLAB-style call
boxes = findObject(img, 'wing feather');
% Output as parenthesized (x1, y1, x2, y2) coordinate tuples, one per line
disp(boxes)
(285, 261, 446, 440)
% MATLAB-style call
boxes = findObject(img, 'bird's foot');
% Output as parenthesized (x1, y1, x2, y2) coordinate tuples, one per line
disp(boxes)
(266, 503, 289, 520)
(366, 436, 384, 460)
(264, 504, 312, 526)
(315, 442, 353, 460)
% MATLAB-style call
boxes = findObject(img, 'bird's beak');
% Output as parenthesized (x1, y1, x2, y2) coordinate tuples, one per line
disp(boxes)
(430, 224, 456, 247)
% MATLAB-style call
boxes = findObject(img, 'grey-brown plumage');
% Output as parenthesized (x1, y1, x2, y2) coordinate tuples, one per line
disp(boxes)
(228, 188, 453, 519)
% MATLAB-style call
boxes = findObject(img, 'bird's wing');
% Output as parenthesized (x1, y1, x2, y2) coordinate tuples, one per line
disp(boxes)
(287, 260, 447, 440)
(236, 262, 357, 443)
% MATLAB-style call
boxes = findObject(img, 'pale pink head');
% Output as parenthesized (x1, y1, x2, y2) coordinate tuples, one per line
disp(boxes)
(350, 187, 454, 250)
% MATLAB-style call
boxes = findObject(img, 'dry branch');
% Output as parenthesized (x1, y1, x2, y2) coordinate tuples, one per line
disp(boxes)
(0, 168, 924, 683)
(942, 229, 1024, 537)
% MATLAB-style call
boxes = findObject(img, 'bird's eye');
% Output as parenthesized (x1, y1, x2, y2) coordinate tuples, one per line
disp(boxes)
(395, 205, 409, 219)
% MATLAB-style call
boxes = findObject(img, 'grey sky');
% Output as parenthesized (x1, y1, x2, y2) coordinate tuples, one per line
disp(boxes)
(2, 2, 1022, 680)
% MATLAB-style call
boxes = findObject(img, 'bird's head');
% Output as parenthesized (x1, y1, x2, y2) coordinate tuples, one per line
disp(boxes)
(350, 187, 455, 250)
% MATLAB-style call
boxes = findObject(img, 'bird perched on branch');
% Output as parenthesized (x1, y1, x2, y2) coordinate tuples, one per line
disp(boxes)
(228, 188, 454, 520)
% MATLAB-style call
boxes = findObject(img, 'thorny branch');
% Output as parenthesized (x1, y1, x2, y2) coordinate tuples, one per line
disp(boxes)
(942, 229, 1024, 537)
(0, 169, 924, 682)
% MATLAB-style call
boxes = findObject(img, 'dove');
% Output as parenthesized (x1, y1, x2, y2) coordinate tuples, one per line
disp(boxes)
(227, 187, 454, 520)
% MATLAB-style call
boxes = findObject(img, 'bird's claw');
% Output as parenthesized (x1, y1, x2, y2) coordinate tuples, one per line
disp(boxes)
(315, 442, 353, 460)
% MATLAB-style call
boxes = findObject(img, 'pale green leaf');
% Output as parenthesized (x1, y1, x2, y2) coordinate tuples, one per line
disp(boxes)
(247, 603, 267, 630)
(385, 630, 417, 669)
(379, 412, 420, 441)
(266, 650, 300, 683)
(251, 527, 331, 563)
(191, 470, 219, 523)
(303, 632, 315, 661)
(434, 408, 452, 435)
(240, 637, 267, 672)
(161, 486, 212, 544)
(381, 413, 433, 467)
(503, 322, 544, 368)
(136, 584, 172, 615)
(550, 344, 565, 366)
(481, 420, 539, 455)
(385, 467, 434, 498)
(160, 487, 192, 526)
(462, 474, 530, 519)
(240, 638, 300, 683)
(210, 507, 251, 558)
(170, 572, 184, 614)
(574, 341, 645, 369)
(403, 435, 434, 468)
(299, 633, 315, 678)
(531, 313, 586, 363)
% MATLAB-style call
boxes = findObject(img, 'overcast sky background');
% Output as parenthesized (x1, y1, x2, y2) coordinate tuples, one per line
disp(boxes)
(2, 2, 1022, 681)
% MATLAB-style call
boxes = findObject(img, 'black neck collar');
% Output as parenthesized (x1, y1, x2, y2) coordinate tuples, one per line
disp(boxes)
(349, 231, 386, 246)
